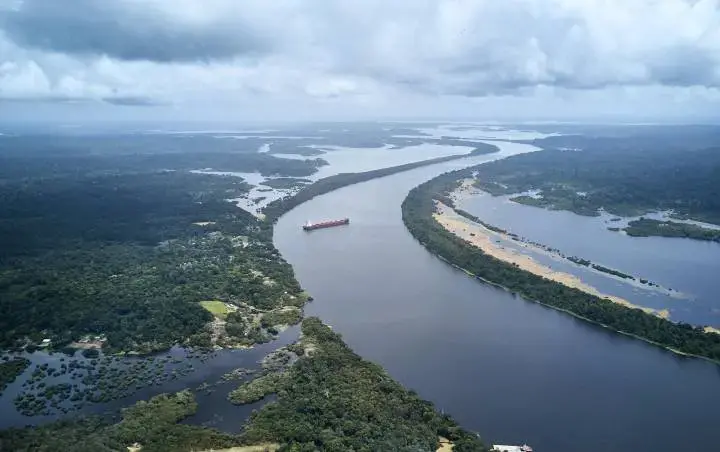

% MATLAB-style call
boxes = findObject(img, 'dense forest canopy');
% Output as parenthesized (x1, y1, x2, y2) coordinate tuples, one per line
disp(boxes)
(0, 135, 309, 353)
(472, 130, 720, 224)
(238, 318, 488, 451)
(0, 135, 328, 180)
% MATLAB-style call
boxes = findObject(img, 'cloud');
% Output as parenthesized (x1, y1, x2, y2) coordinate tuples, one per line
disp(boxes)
(0, 0, 719, 119)
(0, 0, 271, 62)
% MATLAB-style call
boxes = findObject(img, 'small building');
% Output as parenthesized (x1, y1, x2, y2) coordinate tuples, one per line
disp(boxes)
(492, 445, 533, 452)
(39, 338, 52, 348)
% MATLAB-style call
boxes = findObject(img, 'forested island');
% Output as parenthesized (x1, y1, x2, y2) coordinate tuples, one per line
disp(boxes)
(0, 358, 30, 395)
(402, 166, 720, 363)
(0, 318, 487, 452)
(623, 218, 720, 242)
(262, 142, 498, 222)
(470, 131, 720, 237)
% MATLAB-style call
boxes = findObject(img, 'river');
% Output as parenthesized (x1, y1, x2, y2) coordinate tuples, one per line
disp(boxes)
(273, 140, 720, 452)
(459, 192, 720, 327)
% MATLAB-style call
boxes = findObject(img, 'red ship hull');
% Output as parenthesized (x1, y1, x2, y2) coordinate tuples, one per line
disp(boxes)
(303, 218, 350, 231)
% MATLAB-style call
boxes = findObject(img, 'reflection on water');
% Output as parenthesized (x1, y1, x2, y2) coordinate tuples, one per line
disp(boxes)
(0, 326, 300, 430)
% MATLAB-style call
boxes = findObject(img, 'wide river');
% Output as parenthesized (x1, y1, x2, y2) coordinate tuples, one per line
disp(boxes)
(274, 141, 720, 452)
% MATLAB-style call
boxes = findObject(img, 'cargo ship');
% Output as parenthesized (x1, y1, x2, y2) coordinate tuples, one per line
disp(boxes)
(303, 218, 350, 231)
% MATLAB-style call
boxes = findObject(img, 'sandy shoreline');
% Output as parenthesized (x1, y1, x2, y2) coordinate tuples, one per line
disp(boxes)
(434, 201, 669, 319)
(449, 180, 685, 299)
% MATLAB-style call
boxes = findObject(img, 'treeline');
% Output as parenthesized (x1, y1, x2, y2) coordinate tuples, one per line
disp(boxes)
(624, 218, 720, 242)
(239, 317, 488, 451)
(402, 169, 720, 363)
(0, 390, 240, 452)
(0, 169, 302, 353)
(0, 134, 327, 181)
(472, 132, 720, 224)
(262, 143, 498, 222)
(0, 357, 30, 394)
(1, 318, 488, 451)
(457, 207, 638, 281)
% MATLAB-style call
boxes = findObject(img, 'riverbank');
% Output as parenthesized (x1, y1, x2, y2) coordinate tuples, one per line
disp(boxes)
(0, 138, 504, 448)
(624, 218, 720, 242)
(401, 166, 720, 364)
(433, 201, 669, 319)
(262, 143, 499, 222)
(0, 318, 489, 451)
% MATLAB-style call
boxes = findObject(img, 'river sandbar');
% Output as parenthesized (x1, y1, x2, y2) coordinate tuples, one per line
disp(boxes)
(434, 202, 669, 318)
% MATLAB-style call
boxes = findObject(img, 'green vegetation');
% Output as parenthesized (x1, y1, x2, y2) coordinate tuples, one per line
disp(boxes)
(623, 218, 720, 242)
(12, 352, 204, 416)
(567, 256, 592, 266)
(0, 170, 304, 354)
(0, 134, 327, 180)
(0, 357, 30, 394)
(590, 264, 633, 280)
(260, 178, 312, 190)
(0, 127, 494, 446)
(262, 143, 498, 221)
(471, 132, 720, 226)
(3, 318, 487, 451)
(0, 390, 240, 452)
(260, 307, 303, 328)
(238, 318, 488, 451)
(402, 167, 720, 363)
(457, 207, 650, 285)
(200, 300, 232, 320)
(229, 372, 288, 405)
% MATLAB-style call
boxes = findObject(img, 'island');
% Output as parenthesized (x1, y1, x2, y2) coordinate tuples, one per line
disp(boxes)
(623, 218, 720, 242)
(401, 165, 720, 363)
(468, 131, 720, 240)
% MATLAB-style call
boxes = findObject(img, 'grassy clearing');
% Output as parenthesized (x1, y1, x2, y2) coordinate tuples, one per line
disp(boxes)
(199, 301, 231, 320)
(201, 445, 280, 452)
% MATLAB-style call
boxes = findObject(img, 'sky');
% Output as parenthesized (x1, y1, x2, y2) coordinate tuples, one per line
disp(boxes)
(1, 0, 719, 123)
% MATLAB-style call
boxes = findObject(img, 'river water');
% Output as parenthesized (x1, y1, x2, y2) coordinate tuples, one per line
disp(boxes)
(273, 141, 720, 452)
(459, 192, 720, 327)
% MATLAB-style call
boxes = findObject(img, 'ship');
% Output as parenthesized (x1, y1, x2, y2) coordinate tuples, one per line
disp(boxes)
(303, 218, 350, 231)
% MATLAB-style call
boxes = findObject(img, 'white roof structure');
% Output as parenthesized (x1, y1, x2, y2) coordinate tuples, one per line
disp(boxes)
(492, 446, 533, 452)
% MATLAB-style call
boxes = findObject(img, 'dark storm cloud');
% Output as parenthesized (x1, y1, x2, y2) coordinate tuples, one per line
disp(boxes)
(0, 0, 718, 113)
(0, 0, 269, 62)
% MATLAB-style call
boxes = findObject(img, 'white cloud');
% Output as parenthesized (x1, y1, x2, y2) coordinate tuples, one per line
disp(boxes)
(0, 0, 718, 120)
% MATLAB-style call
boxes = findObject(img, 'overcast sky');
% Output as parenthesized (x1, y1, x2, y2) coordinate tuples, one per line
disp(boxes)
(1, 0, 719, 123)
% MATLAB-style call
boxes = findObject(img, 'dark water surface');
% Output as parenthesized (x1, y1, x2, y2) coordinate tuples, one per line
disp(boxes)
(460, 192, 720, 327)
(274, 142, 720, 452)
(0, 326, 299, 431)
